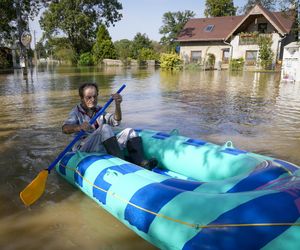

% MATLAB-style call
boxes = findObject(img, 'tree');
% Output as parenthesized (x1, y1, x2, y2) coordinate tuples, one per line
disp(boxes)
(114, 39, 133, 61)
(92, 25, 117, 63)
(0, 0, 46, 46)
(35, 41, 47, 59)
(137, 48, 158, 62)
(278, 0, 299, 41)
(204, 0, 236, 17)
(131, 33, 152, 59)
(40, 0, 122, 56)
(241, 0, 277, 14)
(159, 11, 195, 51)
(258, 35, 274, 69)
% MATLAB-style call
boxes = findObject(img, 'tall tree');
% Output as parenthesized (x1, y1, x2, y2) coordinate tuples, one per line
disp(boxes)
(278, 0, 299, 40)
(114, 39, 133, 61)
(204, 0, 237, 17)
(159, 10, 195, 51)
(92, 24, 117, 63)
(131, 33, 152, 59)
(241, 0, 277, 14)
(40, 0, 122, 56)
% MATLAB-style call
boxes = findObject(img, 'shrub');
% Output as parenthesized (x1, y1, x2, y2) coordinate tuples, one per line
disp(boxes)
(258, 36, 274, 70)
(78, 52, 94, 66)
(229, 58, 244, 71)
(159, 53, 183, 70)
(137, 48, 159, 62)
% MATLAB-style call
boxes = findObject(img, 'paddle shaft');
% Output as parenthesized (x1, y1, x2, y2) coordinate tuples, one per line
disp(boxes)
(46, 84, 126, 173)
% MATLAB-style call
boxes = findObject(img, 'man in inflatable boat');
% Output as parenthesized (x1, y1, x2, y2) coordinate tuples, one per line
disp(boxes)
(62, 82, 157, 170)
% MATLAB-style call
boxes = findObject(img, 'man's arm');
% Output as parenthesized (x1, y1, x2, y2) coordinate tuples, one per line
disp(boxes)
(112, 93, 122, 121)
(62, 122, 92, 134)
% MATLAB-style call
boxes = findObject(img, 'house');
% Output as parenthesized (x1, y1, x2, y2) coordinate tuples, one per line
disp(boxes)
(281, 42, 300, 82)
(177, 4, 295, 69)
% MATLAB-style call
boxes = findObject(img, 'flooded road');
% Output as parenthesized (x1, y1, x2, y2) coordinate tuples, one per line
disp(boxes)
(1, 66, 300, 249)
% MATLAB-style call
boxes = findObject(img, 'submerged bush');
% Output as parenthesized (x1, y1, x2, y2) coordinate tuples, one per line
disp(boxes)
(229, 58, 244, 71)
(78, 52, 94, 66)
(159, 53, 183, 70)
(258, 36, 274, 70)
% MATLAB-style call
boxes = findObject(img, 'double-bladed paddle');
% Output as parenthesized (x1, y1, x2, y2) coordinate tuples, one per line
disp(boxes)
(20, 84, 126, 206)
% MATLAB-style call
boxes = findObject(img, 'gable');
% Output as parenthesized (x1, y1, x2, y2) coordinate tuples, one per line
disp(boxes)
(225, 4, 294, 40)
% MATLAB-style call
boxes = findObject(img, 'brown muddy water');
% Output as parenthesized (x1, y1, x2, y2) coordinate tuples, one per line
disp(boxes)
(1, 66, 300, 249)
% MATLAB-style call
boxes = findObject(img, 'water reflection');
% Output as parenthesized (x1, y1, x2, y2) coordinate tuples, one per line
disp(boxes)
(1, 66, 300, 249)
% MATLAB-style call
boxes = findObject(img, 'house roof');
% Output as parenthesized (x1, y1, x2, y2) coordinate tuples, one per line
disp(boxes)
(177, 16, 244, 42)
(177, 4, 294, 42)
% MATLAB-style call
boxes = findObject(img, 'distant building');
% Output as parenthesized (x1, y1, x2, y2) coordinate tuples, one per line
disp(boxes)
(177, 4, 296, 70)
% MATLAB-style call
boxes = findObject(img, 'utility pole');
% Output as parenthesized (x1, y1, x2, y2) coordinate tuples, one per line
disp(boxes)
(294, 0, 300, 41)
(16, 0, 32, 76)
(34, 30, 38, 65)
(16, 0, 26, 75)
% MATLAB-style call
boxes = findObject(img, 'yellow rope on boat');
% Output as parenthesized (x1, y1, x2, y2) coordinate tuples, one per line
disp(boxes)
(60, 163, 300, 230)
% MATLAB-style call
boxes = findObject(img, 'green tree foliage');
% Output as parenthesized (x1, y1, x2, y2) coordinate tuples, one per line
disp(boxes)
(55, 48, 76, 64)
(35, 41, 47, 59)
(40, 0, 122, 56)
(278, 0, 299, 40)
(78, 52, 94, 66)
(204, 0, 236, 17)
(137, 48, 158, 62)
(258, 36, 274, 69)
(159, 11, 195, 51)
(0, 0, 47, 46)
(241, 0, 277, 14)
(44, 37, 76, 63)
(92, 25, 117, 64)
(131, 33, 152, 59)
(114, 39, 133, 61)
(159, 53, 183, 70)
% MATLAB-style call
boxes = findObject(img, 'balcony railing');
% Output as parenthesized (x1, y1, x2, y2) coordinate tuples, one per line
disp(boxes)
(239, 32, 272, 45)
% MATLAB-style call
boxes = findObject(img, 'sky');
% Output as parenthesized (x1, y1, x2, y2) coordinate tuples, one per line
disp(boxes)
(29, 0, 246, 44)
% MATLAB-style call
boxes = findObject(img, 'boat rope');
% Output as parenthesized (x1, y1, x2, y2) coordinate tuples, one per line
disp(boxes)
(60, 163, 300, 230)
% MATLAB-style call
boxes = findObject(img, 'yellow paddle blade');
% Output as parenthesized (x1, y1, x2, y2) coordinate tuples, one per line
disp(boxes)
(20, 170, 49, 206)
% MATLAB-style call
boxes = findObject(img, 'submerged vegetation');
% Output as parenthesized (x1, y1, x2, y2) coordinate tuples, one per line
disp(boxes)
(160, 53, 183, 70)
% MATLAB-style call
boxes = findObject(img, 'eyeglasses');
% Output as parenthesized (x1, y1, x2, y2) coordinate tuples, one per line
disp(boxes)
(84, 95, 98, 101)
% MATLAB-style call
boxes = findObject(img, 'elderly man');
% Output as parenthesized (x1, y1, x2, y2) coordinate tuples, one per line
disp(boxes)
(62, 82, 157, 169)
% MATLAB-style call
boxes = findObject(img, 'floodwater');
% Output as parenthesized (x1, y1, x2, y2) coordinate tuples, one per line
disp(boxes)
(1, 65, 300, 249)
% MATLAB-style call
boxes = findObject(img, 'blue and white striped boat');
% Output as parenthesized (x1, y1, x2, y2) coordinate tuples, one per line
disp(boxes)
(56, 129, 300, 250)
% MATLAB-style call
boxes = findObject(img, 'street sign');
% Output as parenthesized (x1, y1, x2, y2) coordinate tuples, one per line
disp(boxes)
(21, 31, 32, 47)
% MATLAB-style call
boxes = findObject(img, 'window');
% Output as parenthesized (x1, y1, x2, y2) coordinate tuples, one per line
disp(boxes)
(258, 23, 268, 33)
(204, 25, 214, 32)
(245, 50, 258, 65)
(222, 49, 230, 63)
(191, 51, 202, 63)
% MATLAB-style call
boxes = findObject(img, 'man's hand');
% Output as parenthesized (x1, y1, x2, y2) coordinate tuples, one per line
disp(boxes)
(80, 121, 94, 132)
(112, 93, 122, 105)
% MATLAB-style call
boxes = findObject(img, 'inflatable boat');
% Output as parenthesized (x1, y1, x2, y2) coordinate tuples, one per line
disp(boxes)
(56, 129, 300, 250)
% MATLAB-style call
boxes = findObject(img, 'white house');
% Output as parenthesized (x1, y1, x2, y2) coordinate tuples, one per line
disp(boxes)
(177, 4, 296, 69)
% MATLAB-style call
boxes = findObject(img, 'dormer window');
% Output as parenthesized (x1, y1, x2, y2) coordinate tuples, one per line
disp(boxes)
(204, 24, 214, 32)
